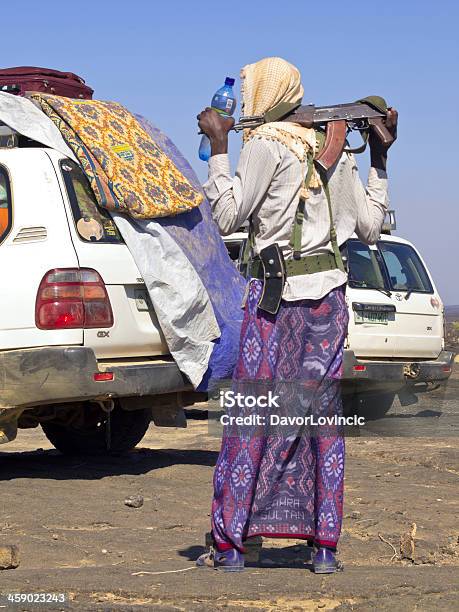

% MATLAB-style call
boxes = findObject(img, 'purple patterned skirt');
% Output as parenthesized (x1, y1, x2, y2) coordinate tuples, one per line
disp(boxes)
(211, 280, 349, 551)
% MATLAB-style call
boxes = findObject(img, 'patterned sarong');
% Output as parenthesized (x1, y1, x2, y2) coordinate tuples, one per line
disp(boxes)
(30, 94, 202, 219)
(211, 280, 349, 550)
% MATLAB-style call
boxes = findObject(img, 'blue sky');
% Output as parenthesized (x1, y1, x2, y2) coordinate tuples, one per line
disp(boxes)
(2, 0, 458, 303)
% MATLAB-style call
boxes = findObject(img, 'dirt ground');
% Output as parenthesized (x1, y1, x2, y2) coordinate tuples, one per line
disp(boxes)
(0, 368, 458, 611)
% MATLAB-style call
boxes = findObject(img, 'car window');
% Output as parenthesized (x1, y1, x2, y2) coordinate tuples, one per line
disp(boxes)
(0, 166, 12, 244)
(347, 240, 386, 289)
(378, 241, 433, 293)
(60, 160, 122, 244)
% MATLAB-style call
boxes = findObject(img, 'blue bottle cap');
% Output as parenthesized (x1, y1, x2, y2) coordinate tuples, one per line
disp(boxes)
(225, 77, 235, 86)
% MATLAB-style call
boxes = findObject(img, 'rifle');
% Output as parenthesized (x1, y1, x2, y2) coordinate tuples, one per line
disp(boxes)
(232, 96, 394, 171)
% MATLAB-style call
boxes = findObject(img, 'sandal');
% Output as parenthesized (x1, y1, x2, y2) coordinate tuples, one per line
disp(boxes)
(312, 547, 343, 574)
(196, 546, 245, 572)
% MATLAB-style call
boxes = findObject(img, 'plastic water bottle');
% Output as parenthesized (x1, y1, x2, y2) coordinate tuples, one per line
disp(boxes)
(199, 77, 236, 162)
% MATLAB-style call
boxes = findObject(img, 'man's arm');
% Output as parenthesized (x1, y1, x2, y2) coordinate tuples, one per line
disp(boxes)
(368, 107, 398, 172)
(354, 108, 398, 244)
(202, 138, 280, 235)
(198, 108, 280, 235)
(353, 162, 389, 245)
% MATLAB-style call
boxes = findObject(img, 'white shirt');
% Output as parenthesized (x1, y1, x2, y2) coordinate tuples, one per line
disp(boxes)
(203, 137, 389, 300)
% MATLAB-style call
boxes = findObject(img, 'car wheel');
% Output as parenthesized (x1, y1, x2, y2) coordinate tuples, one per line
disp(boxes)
(343, 391, 396, 420)
(41, 400, 151, 455)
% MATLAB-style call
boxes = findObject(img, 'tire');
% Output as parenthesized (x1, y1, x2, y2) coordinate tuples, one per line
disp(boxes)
(343, 391, 396, 421)
(41, 401, 151, 456)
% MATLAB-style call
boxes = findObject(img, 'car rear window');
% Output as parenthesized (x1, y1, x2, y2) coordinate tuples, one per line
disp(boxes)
(0, 165, 12, 244)
(60, 160, 123, 244)
(347, 240, 387, 290)
(378, 241, 433, 293)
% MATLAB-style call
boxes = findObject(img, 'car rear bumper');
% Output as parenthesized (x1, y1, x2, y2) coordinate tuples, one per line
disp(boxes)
(0, 346, 192, 411)
(342, 349, 455, 382)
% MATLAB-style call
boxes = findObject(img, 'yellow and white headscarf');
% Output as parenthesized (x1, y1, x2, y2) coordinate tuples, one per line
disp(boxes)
(241, 57, 321, 188)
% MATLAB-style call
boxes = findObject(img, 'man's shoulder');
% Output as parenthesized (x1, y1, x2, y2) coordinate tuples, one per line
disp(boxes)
(242, 134, 286, 162)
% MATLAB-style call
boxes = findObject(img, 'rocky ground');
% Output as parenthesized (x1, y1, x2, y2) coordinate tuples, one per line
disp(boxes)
(0, 369, 458, 611)
(445, 306, 459, 353)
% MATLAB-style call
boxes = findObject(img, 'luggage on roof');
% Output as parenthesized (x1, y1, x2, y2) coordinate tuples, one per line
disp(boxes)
(0, 66, 93, 99)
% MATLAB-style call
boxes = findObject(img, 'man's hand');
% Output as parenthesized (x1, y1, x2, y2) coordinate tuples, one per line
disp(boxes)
(197, 108, 235, 156)
(369, 108, 398, 171)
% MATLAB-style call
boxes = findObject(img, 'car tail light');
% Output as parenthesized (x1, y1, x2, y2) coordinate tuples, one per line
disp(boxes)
(94, 372, 114, 381)
(353, 365, 367, 372)
(442, 307, 446, 350)
(36, 268, 113, 330)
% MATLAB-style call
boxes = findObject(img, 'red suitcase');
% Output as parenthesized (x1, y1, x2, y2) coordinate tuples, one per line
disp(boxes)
(0, 66, 93, 99)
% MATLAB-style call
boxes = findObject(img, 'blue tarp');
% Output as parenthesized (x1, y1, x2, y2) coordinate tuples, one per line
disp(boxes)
(136, 116, 246, 391)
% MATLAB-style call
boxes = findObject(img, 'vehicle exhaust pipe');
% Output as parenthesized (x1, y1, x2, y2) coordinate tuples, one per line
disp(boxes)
(404, 363, 420, 379)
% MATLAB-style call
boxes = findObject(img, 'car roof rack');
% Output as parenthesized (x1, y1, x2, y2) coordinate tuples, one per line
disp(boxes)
(382, 209, 396, 234)
(0, 121, 48, 149)
(0, 121, 19, 148)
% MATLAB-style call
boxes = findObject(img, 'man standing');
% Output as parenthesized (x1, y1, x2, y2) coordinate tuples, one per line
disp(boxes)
(197, 57, 397, 573)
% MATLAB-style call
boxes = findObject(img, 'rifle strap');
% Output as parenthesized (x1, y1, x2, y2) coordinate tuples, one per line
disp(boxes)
(317, 167, 346, 273)
(263, 100, 302, 124)
(241, 217, 254, 267)
(289, 151, 314, 258)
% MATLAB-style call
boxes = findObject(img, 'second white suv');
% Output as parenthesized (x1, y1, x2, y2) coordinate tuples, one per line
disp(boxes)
(223, 224, 454, 416)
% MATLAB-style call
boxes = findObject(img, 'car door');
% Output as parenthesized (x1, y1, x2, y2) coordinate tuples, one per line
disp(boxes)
(345, 239, 399, 357)
(0, 148, 82, 350)
(377, 239, 442, 358)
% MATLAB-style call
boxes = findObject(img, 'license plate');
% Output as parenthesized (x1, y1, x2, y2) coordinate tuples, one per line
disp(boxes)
(134, 289, 150, 312)
(354, 311, 388, 325)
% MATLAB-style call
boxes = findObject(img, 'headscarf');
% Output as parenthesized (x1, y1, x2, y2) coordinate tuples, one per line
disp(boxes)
(241, 57, 321, 189)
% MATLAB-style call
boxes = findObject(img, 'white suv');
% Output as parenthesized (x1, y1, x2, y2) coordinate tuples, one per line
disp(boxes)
(224, 224, 454, 416)
(0, 128, 195, 454)
(341, 232, 453, 415)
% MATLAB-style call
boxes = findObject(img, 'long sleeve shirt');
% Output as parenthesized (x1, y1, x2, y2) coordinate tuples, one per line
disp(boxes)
(203, 137, 389, 301)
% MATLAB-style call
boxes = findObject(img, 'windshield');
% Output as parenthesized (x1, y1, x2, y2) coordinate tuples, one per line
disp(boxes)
(347, 240, 387, 290)
(378, 241, 433, 293)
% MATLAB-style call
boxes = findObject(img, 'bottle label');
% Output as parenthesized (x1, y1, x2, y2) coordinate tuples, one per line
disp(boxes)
(211, 93, 235, 115)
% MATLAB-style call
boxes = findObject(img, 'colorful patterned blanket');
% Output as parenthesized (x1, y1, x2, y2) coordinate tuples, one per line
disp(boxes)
(30, 94, 202, 219)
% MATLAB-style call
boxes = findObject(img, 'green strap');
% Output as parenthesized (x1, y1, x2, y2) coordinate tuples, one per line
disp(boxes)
(357, 95, 388, 114)
(250, 252, 338, 278)
(241, 218, 254, 267)
(263, 100, 302, 124)
(318, 168, 346, 273)
(289, 151, 314, 258)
